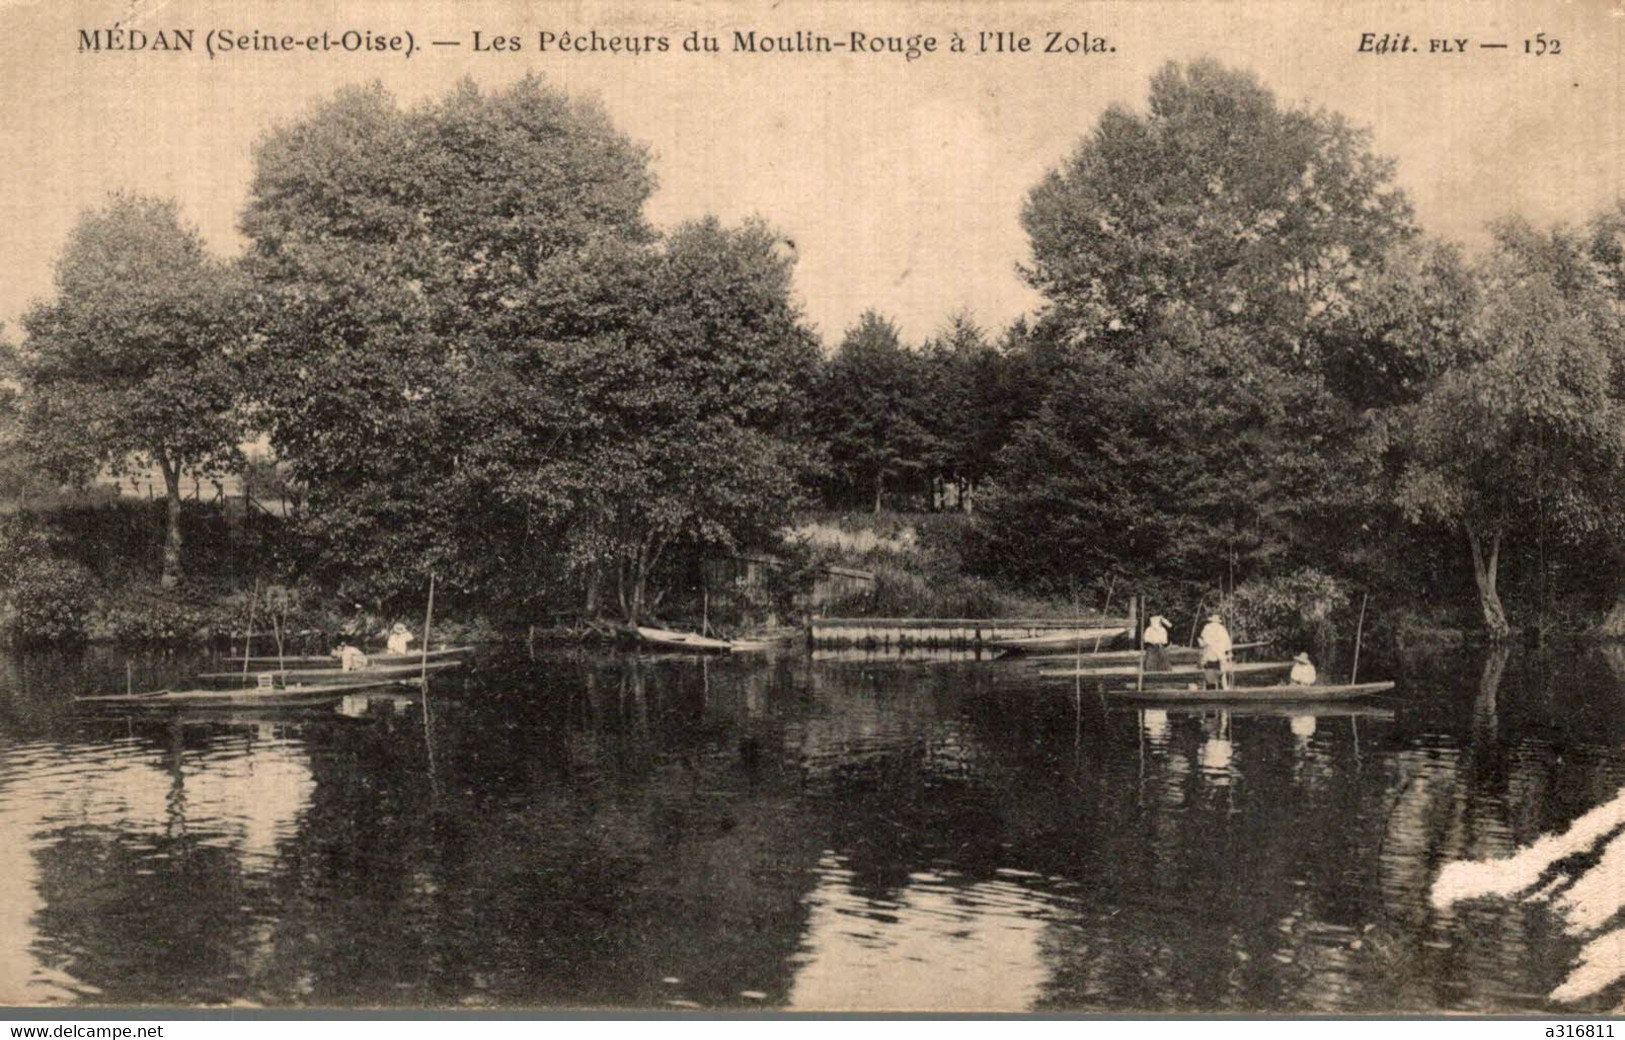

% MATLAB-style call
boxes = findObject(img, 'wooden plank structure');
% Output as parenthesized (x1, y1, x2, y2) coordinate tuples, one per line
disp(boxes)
(811, 599, 1136, 648)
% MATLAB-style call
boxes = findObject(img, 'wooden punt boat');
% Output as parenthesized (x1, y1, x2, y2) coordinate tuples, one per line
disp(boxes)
(1115, 700, 1396, 720)
(1102, 681, 1395, 704)
(1039, 660, 1295, 681)
(1016, 640, 1270, 664)
(728, 631, 800, 652)
(75, 677, 418, 709)
(195, 659, 463, 684)
(223, 646, 473, 668)
(987, 627, 1127, 652)
(636, 626, 733, 653)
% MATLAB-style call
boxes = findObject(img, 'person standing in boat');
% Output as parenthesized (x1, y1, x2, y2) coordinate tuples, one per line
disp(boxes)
(1289, 652, 1317, 686)
(1198, 614, 1233, 690)
(1142, 614, 1173, 672)
(386, 622, 415, 655)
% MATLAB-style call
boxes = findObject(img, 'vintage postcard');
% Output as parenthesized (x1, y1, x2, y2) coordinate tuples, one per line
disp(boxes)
(0, 0, 1622, 1018)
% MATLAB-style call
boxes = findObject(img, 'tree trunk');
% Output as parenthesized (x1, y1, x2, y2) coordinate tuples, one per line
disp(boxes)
(157, 455, 183, 588)
(873, 471, 884, 514)
(1466, 522, 1510, 641)
(584, 564, 602, 617)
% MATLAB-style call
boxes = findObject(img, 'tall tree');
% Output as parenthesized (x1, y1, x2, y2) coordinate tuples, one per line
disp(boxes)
(492, 217, 821, 621)
(243, 78, 818, 621)
(813, 311, 934, 512)
(981, 59, 1411, 595)
(1385, 220, 1625, 637)
(15, 194, 246, 586)
(1021, 58, 1414, 358)
(241, 77, 655, 606)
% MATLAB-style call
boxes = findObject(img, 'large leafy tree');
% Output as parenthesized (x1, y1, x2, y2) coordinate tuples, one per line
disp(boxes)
(495, 217, 821, 621)
(980, 60, 1411, 596)
(1385, 220, 1625, 637)
(15, 194, 246, 586)
(241, 77, 655, 605)
(243, 78, 817, 620)
(1022, 58, 1414, 357)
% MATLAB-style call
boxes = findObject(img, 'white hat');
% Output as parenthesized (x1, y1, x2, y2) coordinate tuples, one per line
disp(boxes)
(1152, 615, 1170, 626)
(1293, 652, 1311, 664)
(1208, 613, 1223, 622)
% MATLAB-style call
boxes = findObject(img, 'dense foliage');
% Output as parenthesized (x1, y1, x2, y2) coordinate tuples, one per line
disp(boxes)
(5, 61, 1623, 641)
(241, 77, 819, 620)
(11, 195, 248, 586)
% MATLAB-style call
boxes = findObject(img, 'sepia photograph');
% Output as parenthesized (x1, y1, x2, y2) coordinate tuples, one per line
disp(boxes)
(0, 0, 1623, 1018)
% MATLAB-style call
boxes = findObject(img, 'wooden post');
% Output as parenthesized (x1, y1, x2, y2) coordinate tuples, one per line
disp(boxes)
(1137, 600, 1146, 693)
(272, 612, 285, 673)
(1351, 591, 1369, 685)
(240, 578, 260, 687)
(1094, 580, 1116, 653)
(419, 574, 439, 784)
(126, 660, 133, 697)
(420, 574, 437, 688)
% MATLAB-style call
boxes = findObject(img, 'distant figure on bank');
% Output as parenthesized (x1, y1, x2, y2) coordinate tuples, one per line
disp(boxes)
(1142, 614, 1173, 672)
(334, 643, 370, 672)
(386, 622, 415, 655)
(1198, 614, 1233, 690)
(1289, 652, 1317, 686)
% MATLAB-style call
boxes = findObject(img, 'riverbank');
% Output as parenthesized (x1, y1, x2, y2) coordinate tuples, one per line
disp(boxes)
(0, 503, 1598, 654)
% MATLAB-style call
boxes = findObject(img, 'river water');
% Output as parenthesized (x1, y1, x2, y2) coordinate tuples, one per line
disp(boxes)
(1, 643, 1624, 1012)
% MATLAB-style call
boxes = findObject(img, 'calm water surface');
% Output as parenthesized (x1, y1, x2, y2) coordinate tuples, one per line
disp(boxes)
(2, 643, 1625, 1012)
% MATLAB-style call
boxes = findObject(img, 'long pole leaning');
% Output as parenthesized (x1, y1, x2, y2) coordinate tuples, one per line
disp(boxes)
(1137, 598, 1146, 693)
(420, 574, 437, 688)
(240, 578, 260, 687)
(1351, 591, 1369, 685)
(420, 574, 438, 778)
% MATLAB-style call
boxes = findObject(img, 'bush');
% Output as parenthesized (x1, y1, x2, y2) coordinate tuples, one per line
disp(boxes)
(1227, 568, 1351, 658)
(2, 556, 95, 645)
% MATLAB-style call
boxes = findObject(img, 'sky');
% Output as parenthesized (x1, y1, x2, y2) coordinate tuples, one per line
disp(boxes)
(0, 0, 1620, 346)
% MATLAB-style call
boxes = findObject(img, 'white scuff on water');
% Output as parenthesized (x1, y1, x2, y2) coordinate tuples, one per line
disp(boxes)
(1429, 782, 1625, 1006)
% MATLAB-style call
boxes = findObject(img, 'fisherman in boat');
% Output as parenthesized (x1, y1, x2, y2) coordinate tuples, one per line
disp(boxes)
(1142, 614, 1173, 672)
(386, 622, 415, 655)
(1198, 614, 1233, 690)
(333, 643, 370, 672)
(1289, 652, 1317, 686)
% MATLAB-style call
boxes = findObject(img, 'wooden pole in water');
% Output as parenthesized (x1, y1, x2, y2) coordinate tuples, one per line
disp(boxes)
(126, 660, 132, 697)
(272, 612, 285, 673)
(1137, 600, 1146, 693)
(1094, 580, 1117, 653)
(240, 578, 260, 687)
(420, 574, 436, 688)
(420, 574, 438, 778)
(1351, 591, 1369, 685)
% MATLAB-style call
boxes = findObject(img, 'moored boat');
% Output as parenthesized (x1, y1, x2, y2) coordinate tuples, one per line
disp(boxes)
(75, 677, 418, 709)
(988, 626, 1128, 652)
(222, 646, 474, 668)
(728, 631, 800, 652)
(1103, 681, 1396, 704)
(636, 626, 733, 653)
(1015, 640, 1270, 664)
(195, 659, 463, 684)
(1039, 660, 1295, 681)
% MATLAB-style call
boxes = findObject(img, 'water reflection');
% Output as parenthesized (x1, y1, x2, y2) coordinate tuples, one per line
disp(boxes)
(0, 645, 1621, 1009)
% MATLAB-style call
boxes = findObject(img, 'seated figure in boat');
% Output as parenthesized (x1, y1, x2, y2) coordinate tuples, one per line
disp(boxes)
(1289, 652, 1317, 686)
(1142, 614, 1173, 672)
(333, 643, 370, 672)
(386, 622, 415, 655)
(1198, 614, 1233, 690)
